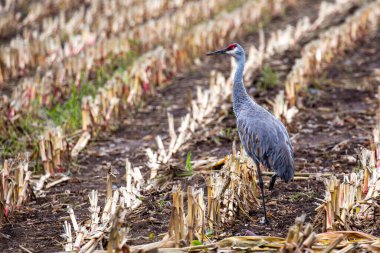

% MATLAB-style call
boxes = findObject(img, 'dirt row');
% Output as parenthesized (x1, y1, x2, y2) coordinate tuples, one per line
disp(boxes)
(2, 1, 380, 252)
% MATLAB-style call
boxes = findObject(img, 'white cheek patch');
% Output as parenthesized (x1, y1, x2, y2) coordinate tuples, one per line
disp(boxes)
(226, 47, 238, 55)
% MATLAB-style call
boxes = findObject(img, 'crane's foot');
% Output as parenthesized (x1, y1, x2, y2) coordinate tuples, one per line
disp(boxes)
(248, 210, 270, 225)
(258, 216, 270, 225)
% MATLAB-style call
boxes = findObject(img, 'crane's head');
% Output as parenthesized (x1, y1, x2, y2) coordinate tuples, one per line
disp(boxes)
(206, 43, 244, 59)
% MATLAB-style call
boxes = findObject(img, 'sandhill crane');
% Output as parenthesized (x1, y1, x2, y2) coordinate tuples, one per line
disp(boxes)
(207, 43, 295, 224)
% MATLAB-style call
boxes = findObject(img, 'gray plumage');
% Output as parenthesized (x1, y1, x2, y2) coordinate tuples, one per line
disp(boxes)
(207, 43, 294, 224)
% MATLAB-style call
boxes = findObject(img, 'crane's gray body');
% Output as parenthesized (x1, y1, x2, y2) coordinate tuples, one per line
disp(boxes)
(207, 43, 294, 223)
(232, 44, 294, 183)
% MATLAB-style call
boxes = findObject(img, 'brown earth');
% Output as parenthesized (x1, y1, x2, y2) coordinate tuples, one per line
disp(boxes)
(2, 1, 380, 252)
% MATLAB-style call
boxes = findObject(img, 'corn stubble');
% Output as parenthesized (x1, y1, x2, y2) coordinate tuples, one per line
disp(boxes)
(0, 154, 33, 225)
(285, 0, 380, 107)
(63, 160, 143, 251)
(1, 0, 243, 123)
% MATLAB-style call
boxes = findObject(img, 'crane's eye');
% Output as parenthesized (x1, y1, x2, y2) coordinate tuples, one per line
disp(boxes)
(226, 44, 237, 51)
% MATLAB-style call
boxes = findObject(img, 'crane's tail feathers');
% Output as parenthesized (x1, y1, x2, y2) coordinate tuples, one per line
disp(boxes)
(273, 146, 295, 183)
(282, 169, 294, 183)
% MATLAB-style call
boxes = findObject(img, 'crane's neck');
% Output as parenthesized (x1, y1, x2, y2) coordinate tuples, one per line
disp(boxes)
(233, 54, 251, 117)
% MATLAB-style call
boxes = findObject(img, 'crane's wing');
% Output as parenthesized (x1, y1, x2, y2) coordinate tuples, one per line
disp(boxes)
(237, 116, 277, 169)
(237, 113, 294, 182)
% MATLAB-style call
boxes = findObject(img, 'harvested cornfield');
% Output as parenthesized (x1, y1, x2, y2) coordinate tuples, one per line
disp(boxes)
(1, 0, 380, 252)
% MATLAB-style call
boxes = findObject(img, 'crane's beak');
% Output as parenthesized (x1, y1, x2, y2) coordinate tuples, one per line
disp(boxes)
(206, 47, 227, 56)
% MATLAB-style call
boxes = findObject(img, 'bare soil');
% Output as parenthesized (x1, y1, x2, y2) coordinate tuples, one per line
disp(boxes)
(2, 1, 380, 252)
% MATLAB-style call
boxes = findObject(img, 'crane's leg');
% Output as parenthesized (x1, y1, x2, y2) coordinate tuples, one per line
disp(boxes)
(256, 162, 269, 224)
(269, 174, 277, 191)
